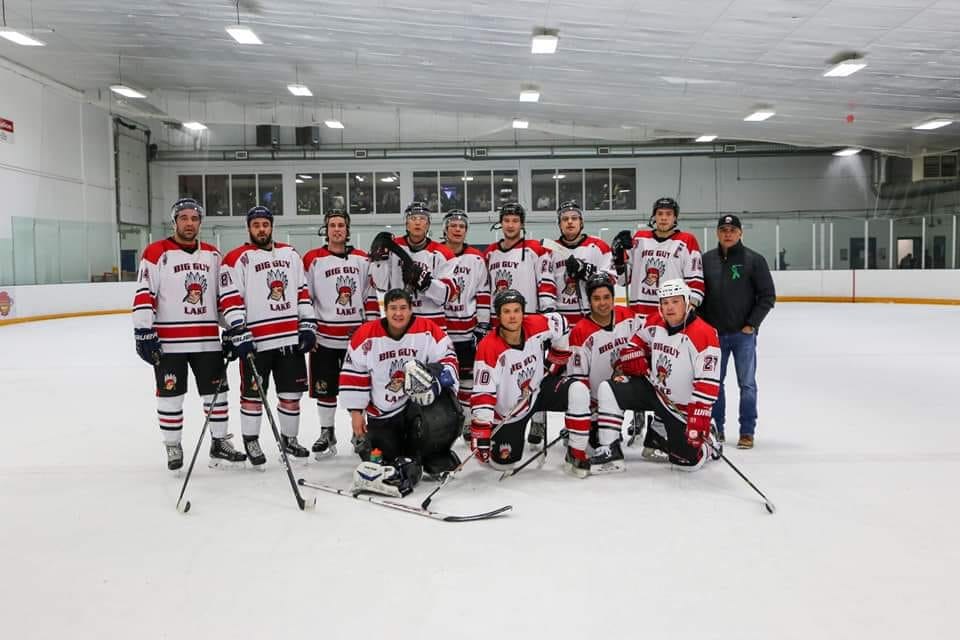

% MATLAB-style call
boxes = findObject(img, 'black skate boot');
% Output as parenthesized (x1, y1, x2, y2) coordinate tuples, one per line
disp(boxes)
(312, 427, 337, 459)
(165, 442, 183, 471)
(562, 447, 590, 479)
(243, 435, 267, 469)
(280, 434, 310, 459)
(209, 434, 247, 468)
(590, 440, 626, 475)
(527, 414, 546, 447)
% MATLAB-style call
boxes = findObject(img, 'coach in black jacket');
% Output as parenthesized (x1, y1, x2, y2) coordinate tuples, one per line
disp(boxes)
(700, 215, 776, 450)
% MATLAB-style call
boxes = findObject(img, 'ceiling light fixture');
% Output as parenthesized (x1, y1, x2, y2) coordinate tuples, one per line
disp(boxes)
(298, 174, 313, 180)
(512, 119, 529, 129)
(110, 84, 147, 99)
(744, 108, 775, 122)
(519, 85, 541, 102)
(824, 52, 866, 78)
(295, 179, 304, 184)
(695, 134, 718, 142)
(0, 27, 43, 46)
(912, 118, 953, 130)
(287, 83, 312, 97)
(552, 174, 566, 180)
(531, 28, 559, 54)
(182, 121, 208, 131)
(324, 120, 344, 129)
(226, 2, 261, 44)
(833, 147, 861, 157)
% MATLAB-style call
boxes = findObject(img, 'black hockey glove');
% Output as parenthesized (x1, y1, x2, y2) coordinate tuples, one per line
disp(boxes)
(369, 231, 394, 262)
(402, 261, 433, 292)
(222, 325, 255, 362)
(297, 321, 317, 353)
(473, 321, 491, 343)
(611, 230, 633, 269)
(565, 255, 597, 282)
(134, 328, 162, 366)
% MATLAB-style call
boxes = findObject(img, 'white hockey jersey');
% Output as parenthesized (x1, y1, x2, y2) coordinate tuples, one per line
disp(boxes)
(369, 236, 458, 327)
(484, 239, 556, 313)
(132, 238, 222, 354)
(567, 306, 639, 408)
(303, 246, 380, 350)
(444, 246, 490, 343)
(622, 229, 705, 321)
(219, 242, 316, 352)
(550, 235, 616, 326)
(471, 313, 569, 425)
(622, 311, 720, 421)
(339, 317, 460, 419)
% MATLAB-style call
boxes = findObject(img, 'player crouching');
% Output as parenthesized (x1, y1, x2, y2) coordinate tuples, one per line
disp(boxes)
(338, 289, 463, 497)
(594, 279, 721, 471)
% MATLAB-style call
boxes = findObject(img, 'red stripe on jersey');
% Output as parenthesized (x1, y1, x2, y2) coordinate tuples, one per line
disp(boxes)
(339, 373, 371, 387)
(219, 294, 244, 312)
(694, 381, 719, 398)
(156, 325, 220, 339)
(250, 319, 298, 339)
(471, 393, 496, 408)
(446, 317, 477, 331)
(297, 287, 311, 302)
(133, 292, 155, 307)
(364, 300, 380, 314)
(316, 323, 358, 337)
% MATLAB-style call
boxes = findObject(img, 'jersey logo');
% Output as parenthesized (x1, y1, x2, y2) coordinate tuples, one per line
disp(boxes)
(498, 442, 512, 461)
(163, 373, 177, 391)
(0, 290, 12, 317)
(643, 258, 665, 287)
(335, 275, 356, 306)
(450, 275, 466, 302)
(182, 272, 207, 304)
(655, 353, 672, 386)
(493, 270, 513, 294)
(266, 269, 288, 301)
(562, 275, 578, 297)
(361, 339, 373, 355)
(517, 366, 536, 402)
(385, 360, 406, 393)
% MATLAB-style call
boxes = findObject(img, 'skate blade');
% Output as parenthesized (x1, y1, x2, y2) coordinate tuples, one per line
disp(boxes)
(590, 460, 626, 475)
(207, 458, 246, 470)
(279, 455, 311, 467)
(312, 445, 337, 461)
(562, 463, 589, 479)
(248, 461, 267, 472)
(640, 448, 670, 463)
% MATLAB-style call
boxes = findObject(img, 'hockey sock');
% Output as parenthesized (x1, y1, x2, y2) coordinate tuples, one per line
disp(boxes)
(596, 381, 625, 447)
(240, 398, 263, 437)
(201, 393, 229, 438)
(457, 379, 473, 424)
(316, 396, 336, 428)
(157, 395, 185, 444)
(564, 380, 592, 454)
(277, 392, 301, 438)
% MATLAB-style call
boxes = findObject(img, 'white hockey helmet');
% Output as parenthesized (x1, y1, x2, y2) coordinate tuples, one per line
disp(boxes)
(657, 278, 691, 308)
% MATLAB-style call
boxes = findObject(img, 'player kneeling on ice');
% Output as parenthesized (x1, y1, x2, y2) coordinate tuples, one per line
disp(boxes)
(339, 289, 463, 497)
(470, 289, 593, 478)
(595, 279, 721, 471)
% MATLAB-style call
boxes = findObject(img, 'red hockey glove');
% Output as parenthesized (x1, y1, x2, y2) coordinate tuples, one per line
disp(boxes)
(616, 346, 649, 378)
(685, 404, 712, 449)
(470, 420, 492, 463)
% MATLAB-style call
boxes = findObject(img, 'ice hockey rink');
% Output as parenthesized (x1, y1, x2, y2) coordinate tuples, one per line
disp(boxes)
(1, 302, 956, 639)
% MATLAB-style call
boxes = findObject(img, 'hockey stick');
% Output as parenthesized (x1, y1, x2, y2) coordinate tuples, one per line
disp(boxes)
(175, 359, 229, 514)
(706, 441, 776, 514)
(370, 232, 418, 294)
(245, 354, 317, 512)
(498, 430, 566, 481)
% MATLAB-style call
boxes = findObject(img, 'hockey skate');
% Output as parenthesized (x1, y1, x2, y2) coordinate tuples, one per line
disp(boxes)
(280, 434, 310, 463)
(626, 411, 652, 447)
(208, 434, 247, 469)
(641, 446, 670, 463)
(562, 448, 590, 479)
(165, 442, 183, 471)
(243, 435, 267, 470)
(709, 425, 724, 460)
(527, 415, 546, 447)
(590, 441, 626, 475)
(312, 427, 337, 460)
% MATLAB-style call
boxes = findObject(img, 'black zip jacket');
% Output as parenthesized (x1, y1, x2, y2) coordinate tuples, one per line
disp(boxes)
(700, 241, 776, 334)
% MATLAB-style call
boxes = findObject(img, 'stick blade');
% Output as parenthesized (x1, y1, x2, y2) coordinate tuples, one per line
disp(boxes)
(176, 500, 191, 514)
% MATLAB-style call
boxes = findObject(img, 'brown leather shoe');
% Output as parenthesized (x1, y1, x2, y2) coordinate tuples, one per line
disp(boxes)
(737, 435, 754, 449)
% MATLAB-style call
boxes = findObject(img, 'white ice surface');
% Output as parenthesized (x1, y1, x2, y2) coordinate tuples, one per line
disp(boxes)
(1, 304, 958, 639)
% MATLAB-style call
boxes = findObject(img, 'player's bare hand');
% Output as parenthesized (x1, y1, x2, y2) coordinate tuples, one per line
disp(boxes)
(351, 411, 367, 437)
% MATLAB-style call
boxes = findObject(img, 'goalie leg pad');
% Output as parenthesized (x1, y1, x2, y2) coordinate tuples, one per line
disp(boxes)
(351, 457, 422, 497)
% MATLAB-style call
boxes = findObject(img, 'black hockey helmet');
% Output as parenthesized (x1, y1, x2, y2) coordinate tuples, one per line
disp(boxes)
(319, 208, 350, 239)
(170, 197, 204, 223)
(441, 209, 468, 241)
(384, 288, 414, 308)
(404, 201, 432, 219)
(556, 200, 583, 224)
(585, 273, 615, 298)
(649, 197, 679, 229)
(493, 288, 526, 316)
(499, 201, 526, 224)
(246, 205, 273, 226)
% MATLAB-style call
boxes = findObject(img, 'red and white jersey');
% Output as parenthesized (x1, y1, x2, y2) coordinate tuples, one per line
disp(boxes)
(444, 247, 490, 343)
(567, 306, 639, 407)
(369, 236, 458, 327)
(484, 239, 556, 313)
(625, 311, 720, 421)
(339, 317, 459, 419)
(219, 243, 316, 352)
(303, 246, 380, 350)
(132, 238, 222, 354)
(471, 313, 569, 425)
(550, 235, 616, 326)
(622, 230, 704, 322)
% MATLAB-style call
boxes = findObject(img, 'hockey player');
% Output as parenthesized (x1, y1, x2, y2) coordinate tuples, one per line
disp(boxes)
(339, 288, 462, 494)
(303, 209, 381, 459)
(484, 202, 557, 446)
(593, 279, 721, 471)
(470, 289, 593, 478)
(551, 201, 616, 326)
(133, 197, 246, 471)
(368, 201, 458, 327)
(219, 205, 317, 467)
(440, 210, 490, 439)
(566, 274, 639, 468)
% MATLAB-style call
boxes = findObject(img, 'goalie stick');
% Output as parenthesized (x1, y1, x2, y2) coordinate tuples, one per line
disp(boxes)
(298, 479, 511, 522)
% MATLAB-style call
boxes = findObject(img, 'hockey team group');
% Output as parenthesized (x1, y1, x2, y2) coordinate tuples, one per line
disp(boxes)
(133, 194, 776, 503)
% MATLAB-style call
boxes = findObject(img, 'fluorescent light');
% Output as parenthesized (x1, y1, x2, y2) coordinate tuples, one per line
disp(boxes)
(503, 177, 513, 183)
(182, 121, 208, 131)
(298, 174, 313, 180)
(695, 134, 718, 142)
(618, 189, 632, 193)
(531, 34, 558, 54)
(519, 89, 540, 102)
(380, 176, 396, 183)
(110, 84, 147, 99)
(512, 119, 529, 129)
(355, 176, 364, 182)
(744, 109, 775, 122)
(912, 118, 953, 131)
(0, 29, 45, 46)
(225, 25, 262, 45)
(324, 120, 344, 129)
(833, 147, 861, 157)
(460, 176, 474, 181)
(295, 179, 304, 184)
(287, 84, 312, 97)
(552, 174, 566, 180)
(824, 61, 866, 78)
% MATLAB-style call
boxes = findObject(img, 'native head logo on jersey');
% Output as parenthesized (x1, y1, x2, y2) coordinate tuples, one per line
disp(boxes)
(562, 274, 578, 297)
(182, 272, 207, 304)
(493, 270, 513, 294)
(0, 290, 12, 317)
(266, 269, 288, 301)
(450, 275, 466, 303)
(644, 258, 666, 287)
(655, 353, 672, 386)
(385, 360, 406, 393)
(335, 275, 355, 306)
(517, 366, 536, 402)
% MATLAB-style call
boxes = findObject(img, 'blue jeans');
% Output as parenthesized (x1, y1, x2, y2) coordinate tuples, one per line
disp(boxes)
(711, 332, 758, 437)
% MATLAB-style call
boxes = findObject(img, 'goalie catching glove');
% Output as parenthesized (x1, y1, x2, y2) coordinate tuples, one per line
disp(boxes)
(403, 360, 456, 406)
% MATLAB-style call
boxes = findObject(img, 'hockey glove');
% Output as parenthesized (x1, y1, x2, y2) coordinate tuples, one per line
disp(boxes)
(297, 322, 317, 353)
(222, 325, 255, 362)
(685, 404, 712, 449)
(616, 345, 650, 378)
(565, 255, 597, 282)
(470, 420, 492, 463)
(612, 230, 633, 270)
(402, 261, 433, 292)
(369, 231, 394, 261)
(134, 328, 162, 366)
(473, 321, 491, 343)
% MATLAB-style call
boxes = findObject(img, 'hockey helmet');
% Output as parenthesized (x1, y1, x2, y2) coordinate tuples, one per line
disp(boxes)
(556, 200, 583, 224)
(585, 273, 615, 298)
(493, 288, 526, 316)
(404, 201, 432, 220)
(442, 209, 469, 240)
(657, 278, 690, 308)
(170, 197, 204, 223)
(498, 201, 526, 224)
(246, 205, 274, 225)
(320, 208, 350, 239)
(649, 197, 679, 230)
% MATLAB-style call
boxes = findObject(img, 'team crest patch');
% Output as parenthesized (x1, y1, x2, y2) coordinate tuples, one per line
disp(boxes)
(361, 339, 373, 355)
(493, 270, 513, 293)
(0, 290, 12, 317)
(315, 379, 328, 394)
(499, 443, 512, 461)
(266, 269, 288, 301)
(643, 258, 665, 287)
(182, 272, 207, 304)
(163, 373, 177, 391)
(655, 354, 672, 386)
(335, 276, 355, 306)
(385, 360, 406, 393)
